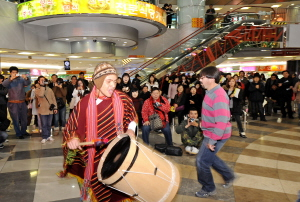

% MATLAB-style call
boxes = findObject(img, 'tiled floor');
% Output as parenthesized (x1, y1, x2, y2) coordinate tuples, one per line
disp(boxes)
(0, 114, 299, 202)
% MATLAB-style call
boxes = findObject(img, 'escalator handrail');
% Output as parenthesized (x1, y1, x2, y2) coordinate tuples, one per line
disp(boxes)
(139, 19, 274, 84)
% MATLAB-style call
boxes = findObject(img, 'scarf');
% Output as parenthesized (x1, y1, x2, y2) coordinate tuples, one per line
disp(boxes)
(151, 96, 166, 128)
(83, 86, 124, 200)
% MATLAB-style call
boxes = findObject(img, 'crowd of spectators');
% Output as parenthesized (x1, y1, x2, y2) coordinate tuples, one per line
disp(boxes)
(0, 68, 300, 152)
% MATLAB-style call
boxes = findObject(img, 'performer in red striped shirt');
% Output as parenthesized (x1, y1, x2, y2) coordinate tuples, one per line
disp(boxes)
(60, 63, 137, 202)
(195, 66, 235, 198)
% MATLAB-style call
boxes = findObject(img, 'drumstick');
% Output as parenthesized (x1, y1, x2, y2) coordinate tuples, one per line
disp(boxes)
(78, 138, 109, 147)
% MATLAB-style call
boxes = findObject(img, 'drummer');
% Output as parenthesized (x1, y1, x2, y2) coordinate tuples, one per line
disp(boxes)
(59, 63, 138, 202)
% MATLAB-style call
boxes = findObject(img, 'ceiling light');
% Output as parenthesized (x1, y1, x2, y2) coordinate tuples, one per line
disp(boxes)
(102, 38, 106, 39)
(217, 61, 286, 67)
(214, 8, 222, 10)
(44, 54, 59, 56)
(18, 52, 35, 55)
(228, 58, 237, 59)
(90, 57, 101, 59)
(83, 37, 87, 39)
(230, 8, 233, 9)
(241, 7, 250, 9)
(244, 57, 256, 59)
(66, 39, 69, 41)
(271, 5, 281, 8)
(124, 42, 127, 43)
(264, 57, 275, 58)
(68, 56, 82, 58)
(0, 50, 7, 53)
(291, 4, 294, 5)
(284, 56, 294, 57)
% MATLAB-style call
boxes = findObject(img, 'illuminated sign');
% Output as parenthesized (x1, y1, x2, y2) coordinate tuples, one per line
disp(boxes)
(258, 65, 286, 71)
(17, 0, 166, 26)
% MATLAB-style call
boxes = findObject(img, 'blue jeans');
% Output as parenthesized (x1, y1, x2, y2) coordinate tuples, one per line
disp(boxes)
(54, 106, 66, 127)
(196, 137, 234, 192)
(0, 131, 8, 144)
(8, 102, 28, 137)
(142, 122, 173, 146)
(40, 114, 53, 139)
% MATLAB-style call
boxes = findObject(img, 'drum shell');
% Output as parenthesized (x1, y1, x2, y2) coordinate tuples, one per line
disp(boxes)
(97, 134, 180, 202)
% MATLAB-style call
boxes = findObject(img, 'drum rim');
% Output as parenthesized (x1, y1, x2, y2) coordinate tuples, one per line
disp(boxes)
(107, 143, 139, 186)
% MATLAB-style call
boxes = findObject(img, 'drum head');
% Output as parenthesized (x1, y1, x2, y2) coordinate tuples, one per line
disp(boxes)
(101, 136, 131, 180)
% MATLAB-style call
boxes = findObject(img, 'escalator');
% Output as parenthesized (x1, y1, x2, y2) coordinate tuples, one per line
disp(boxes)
(129, 17, 283, 83)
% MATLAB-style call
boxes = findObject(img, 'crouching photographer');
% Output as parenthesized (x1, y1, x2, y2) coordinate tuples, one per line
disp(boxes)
(35, 76, 57, 144)
(175, 108, 203, 154)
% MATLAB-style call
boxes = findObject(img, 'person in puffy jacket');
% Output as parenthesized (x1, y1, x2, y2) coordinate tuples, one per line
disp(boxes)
(248, 74, 266, 121)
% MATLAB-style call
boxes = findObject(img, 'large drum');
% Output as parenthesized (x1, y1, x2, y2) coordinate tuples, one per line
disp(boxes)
(97, 134, 180, 202)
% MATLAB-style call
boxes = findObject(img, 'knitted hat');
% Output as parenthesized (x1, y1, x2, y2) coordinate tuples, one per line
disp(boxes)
(92, 63, 117, 89)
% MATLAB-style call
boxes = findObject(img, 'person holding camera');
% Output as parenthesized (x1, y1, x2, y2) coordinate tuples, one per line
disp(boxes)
(175, 108, 203, 154)
(2, 66, 31, 139)
(69, 79, 89, 110)
(141, 87, 173, 146)
(52, 77, 67, 131)
(117, 73, 132, 95)
(35, 76, 57, 144)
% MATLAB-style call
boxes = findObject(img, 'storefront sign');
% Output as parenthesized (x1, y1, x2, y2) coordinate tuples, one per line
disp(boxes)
(17, 0, 166, 26)
(66, 70, 86, 74)
(192, 18, 204, 28)
(258, 65, 286, 71)
(128, 55, 145, 58)
(271, 50, 300, 56)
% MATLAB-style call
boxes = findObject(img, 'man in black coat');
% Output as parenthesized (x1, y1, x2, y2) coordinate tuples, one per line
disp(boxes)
(132, 74, 141, 90)
(248, 74, 266, 121)
(278, 70, 294, 119)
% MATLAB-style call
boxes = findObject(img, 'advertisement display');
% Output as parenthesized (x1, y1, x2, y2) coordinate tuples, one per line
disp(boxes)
(17, 0, 166, 26)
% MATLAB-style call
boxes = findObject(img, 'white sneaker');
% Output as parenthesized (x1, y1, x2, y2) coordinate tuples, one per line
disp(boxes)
(41, 139, 47, 144)
(185, 146, 192, 154)
(47, 137, 54, 141)
(190, 147, 199, 155)
(54, 127, 59, 131)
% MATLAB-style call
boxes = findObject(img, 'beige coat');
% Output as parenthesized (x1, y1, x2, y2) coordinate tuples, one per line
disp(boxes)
(293, 81, 300, 104)
(35, 86, 57, 115)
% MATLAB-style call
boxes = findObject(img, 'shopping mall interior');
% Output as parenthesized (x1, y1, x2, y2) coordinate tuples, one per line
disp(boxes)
(0, 0, 300, 201)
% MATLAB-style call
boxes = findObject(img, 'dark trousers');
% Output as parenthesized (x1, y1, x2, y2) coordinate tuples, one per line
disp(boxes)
(0, 104, 7, 119)
(196, 137, 234, 192)
(231, 114, 244, 133)
(280, 97, 293, 117)
(27, 108, 32, 126)
(251, 101, 265, 120)
(8, 102, 28, 137)
(40, 114, 53, 139)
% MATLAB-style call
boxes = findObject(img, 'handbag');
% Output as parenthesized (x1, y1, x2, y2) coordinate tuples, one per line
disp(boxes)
(149, 113, 163, 130)
(175, 105, 184, 112)
(56, 97, 65, 110)
(165, 146, 183, 156)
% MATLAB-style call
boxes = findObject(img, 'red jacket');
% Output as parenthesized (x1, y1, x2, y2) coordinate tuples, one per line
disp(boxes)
(142, 96, 170, 123)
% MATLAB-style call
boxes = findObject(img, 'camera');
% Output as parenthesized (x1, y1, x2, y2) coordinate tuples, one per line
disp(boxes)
(44, 82, 48, 85)
(57, 82, 61, 85)
(154, 102, 161, 108)
(93, 39, 97, 42)
(49, 104, 55, 111)
(189, 118, 199, 122)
